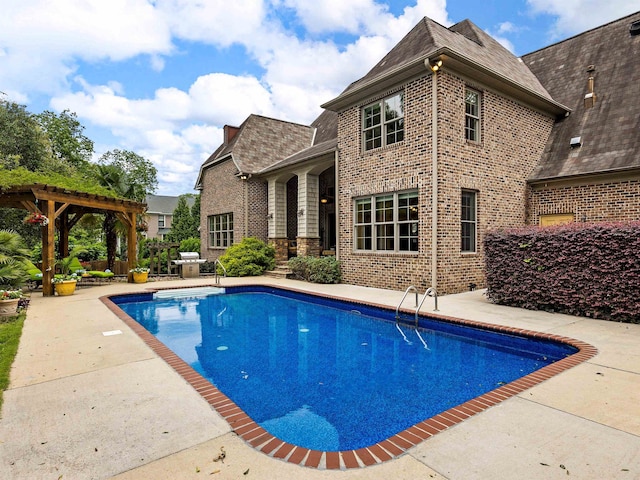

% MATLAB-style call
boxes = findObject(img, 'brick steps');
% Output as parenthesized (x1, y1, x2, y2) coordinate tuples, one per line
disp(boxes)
(264, 263, 293, 279)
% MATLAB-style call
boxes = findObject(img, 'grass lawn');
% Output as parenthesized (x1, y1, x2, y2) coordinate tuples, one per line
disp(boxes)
(0, 312, 25, 411)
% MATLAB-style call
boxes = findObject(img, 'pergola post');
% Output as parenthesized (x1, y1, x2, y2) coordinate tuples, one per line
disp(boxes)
(127, 212, 137, 283)
(58, 210, 69, 259)
(41, 200, 56, 297)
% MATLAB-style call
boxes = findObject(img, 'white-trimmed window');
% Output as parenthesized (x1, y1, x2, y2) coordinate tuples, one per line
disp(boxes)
(157, 215, 166, 228)
(362, 92, 404, 151)
(461, 190, 477, 253)
(209, 213, 233, 248)
(465, 89, 480, 142)
(354, 190, 418, 252)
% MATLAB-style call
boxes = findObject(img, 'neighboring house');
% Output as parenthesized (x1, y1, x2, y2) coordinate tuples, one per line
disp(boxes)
(145, 194, 195, 240)
(197, 12, 640, 294)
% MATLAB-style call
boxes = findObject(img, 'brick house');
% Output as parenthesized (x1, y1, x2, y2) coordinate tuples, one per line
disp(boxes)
(197, 12, 640, 294)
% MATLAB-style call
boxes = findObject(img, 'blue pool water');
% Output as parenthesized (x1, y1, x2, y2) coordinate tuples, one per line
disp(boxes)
(112, 286, 575, 451)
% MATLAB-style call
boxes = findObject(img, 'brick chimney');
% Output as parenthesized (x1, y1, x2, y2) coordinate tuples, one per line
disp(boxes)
(224, 125, 240, 145)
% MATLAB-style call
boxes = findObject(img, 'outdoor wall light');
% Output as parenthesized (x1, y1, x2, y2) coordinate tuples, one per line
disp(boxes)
(267, 213, 273, 220)
(428, 58, 443, 72)
(297, 208, 305, 217)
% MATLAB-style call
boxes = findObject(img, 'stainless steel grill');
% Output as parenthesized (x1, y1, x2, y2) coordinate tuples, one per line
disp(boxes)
(173, 252, 206, 278)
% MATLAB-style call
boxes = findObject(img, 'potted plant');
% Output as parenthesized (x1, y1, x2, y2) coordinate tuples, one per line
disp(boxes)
(130, 266, 150, 283)
(0, 289, 23, 317)
(52, 247, 86, 296)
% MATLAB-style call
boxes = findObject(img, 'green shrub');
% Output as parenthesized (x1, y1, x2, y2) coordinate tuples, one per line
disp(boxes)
(218, 237, 275, 277)
(288, 256, 341, 284)
(0, 230, 30, 289)
(179, 237, 200, 253)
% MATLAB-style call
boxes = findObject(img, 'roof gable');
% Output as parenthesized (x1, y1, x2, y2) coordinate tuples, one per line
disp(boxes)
(323, 17, 563, 114)
(231, 115, 315, 173)
(524, 11, 640, 181)
(195, 115, 315, 188)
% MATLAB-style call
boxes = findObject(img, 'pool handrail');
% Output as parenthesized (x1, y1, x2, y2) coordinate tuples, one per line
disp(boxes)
(214, 259, 227, 285)
(396, 285, 438, 327)
(395, 285, 419, 322)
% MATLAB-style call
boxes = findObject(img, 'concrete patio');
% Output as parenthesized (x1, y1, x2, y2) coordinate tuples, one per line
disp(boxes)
(0, 276, 638, 479)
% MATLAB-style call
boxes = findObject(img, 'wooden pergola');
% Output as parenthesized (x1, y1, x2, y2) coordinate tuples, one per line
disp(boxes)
(0, 183, 146, 296)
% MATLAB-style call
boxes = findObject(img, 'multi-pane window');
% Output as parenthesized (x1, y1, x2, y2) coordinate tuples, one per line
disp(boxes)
(363, 92, 404, 151)
(158, 215, 165, 228)
(354, 191, 418, 252)
(209, 213, 234, 248)
(461, 190, 477, 253)
(465, 89, 480, 142)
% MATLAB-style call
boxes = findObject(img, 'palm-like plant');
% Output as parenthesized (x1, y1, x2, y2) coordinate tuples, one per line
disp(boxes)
(0, 230, 30, 289)
(94, 164, 134, 271)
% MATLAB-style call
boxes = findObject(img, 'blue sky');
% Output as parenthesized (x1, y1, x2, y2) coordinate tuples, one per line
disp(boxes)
(1, 0, 639, 196)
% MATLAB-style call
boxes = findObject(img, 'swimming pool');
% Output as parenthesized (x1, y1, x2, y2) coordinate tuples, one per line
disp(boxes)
(107, 285, 595, 468)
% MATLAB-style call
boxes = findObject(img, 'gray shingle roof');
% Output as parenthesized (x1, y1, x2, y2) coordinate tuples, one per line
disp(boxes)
(145, 194, 195, 215)
(322, 17, 564, 114)
(524, 11, 640, 181)
(196, 115, 314, 180)
(258, 110, 338, 174)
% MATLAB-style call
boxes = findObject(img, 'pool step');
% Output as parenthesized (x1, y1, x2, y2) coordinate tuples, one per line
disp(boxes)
(265, 264, 294, 279)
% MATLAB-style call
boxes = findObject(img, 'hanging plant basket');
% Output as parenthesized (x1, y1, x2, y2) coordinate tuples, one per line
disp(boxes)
(23, 212, 49, 226)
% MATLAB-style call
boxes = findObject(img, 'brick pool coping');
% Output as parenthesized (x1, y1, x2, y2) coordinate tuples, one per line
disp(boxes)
(101, 284, 598, 470)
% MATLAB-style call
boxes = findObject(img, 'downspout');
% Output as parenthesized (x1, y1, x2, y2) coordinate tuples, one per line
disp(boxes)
(334, 148, 339, 259)
(430, 66, 439, 291)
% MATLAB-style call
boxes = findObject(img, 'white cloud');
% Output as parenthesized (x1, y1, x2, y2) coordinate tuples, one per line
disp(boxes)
(497, 21, 520, 34)
(187, 73, 275, 125)
(0, 0, 173, 99)
(526, 0, 640, 37)
(278, 0, 449, 35)
(1, 0, 457, 195)
(158, 0, 267, 47)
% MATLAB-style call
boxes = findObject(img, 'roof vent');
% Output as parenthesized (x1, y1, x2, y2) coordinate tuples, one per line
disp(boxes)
(631, 20, 640, 36)
(570, 136, 582, 148)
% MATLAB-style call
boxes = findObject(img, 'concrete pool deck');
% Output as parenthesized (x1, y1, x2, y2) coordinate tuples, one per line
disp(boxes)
(0, 276, 638, 479)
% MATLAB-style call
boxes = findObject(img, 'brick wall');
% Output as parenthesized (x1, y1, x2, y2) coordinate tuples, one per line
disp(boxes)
(528, 178, 640, 224)
(199, 159, 268, 261)
(337, 71, 555, 294)
(247, 177, 269, 239)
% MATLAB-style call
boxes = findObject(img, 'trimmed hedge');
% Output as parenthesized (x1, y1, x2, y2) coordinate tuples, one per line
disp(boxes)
(485, 222, 640, 323)
(288, 256, 341, 284)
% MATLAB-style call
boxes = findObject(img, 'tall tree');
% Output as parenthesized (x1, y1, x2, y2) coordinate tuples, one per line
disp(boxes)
(190, 194, 200, 227)
(166, 194, 198, 242)
(0, 99, 51, 171)
(94, 164, 130, 271)
(98, 150, 157, 202)
(36, 110, 94, 172)
(94, 151, 157, 270)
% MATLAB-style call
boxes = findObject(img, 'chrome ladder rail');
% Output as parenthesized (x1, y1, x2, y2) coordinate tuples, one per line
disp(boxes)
(213, 259, 227, 285)
(414, 287, 438, 325)
(395, 285, 419, 322)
